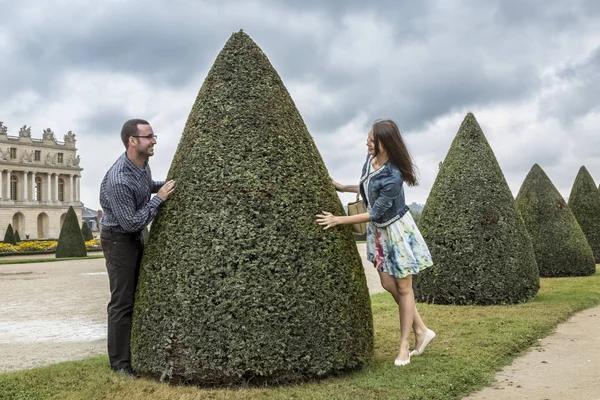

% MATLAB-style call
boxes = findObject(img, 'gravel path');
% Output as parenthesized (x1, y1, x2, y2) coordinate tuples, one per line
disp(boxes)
(465, 304, 600, 400)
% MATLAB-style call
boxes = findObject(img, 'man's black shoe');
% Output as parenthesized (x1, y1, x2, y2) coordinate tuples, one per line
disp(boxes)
(112, 366, 140, 379)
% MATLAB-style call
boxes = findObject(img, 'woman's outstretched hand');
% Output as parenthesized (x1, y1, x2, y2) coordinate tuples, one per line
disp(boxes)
(332, 180, 344, 192)
(316, 211, 339, 230)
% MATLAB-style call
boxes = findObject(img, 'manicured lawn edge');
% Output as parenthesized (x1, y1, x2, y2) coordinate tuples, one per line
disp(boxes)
(0, 254, 104, 265)
(1, 268, 598, 400)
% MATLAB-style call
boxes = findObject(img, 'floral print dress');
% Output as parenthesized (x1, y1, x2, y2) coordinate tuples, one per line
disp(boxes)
(363, 166, 433, 279)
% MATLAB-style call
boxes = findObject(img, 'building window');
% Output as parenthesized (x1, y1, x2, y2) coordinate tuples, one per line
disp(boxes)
(58, 178, 65, 201)
(34, 150, 41, 161)
(35, 176, 42, 201)
(57, 153, 63, 163)
(9, 148, 17, 159)
(10, 175, 17, 200)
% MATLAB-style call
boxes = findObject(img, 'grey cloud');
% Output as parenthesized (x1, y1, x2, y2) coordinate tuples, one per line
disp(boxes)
(540, 47, 600, 122)
(78, 108, 132, 136)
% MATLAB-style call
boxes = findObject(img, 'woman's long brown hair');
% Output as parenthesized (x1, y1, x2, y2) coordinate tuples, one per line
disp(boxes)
(372, 119, 418, 186)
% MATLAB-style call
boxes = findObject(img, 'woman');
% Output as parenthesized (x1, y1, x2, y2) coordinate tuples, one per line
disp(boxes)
(316, 119, 435, 366)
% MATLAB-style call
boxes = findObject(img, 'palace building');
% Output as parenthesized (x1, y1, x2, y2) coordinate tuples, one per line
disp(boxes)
(0, 122, 83, 239)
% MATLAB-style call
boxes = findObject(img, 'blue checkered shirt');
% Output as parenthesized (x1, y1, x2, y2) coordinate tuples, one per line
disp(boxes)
(99, 153, 165, 233)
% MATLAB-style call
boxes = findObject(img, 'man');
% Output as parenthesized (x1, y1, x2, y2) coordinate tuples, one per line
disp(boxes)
(99, 119, 175, 378)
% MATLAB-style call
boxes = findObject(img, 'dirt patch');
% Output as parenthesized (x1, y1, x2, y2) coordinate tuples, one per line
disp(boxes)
(0, 245, 383, 373)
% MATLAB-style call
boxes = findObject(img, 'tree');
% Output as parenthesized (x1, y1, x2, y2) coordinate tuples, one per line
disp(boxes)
(3, 224, 16, 245)
(131, 30, 373, 385)
(81, 222, 94, 241)
(568, 166, 600, 262)
(56, 206, 87, 258)
(413, 113, 539, 305)
(14, 230, 21, 243)
(516, 164, 595, 277)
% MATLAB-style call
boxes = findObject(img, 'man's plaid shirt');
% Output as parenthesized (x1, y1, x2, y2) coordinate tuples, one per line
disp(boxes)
(99, 153, 165, 233)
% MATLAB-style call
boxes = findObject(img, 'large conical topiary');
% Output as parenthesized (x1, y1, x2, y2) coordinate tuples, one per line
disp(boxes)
(568, 166, 600, 262)
(3, 224, 16, 245)
(516, 164, 595, 277)
(131, 31, 373, 385)
(81, 222, 94, 242)
(413, 113, 539, 305)
(56, 206, 87, 258)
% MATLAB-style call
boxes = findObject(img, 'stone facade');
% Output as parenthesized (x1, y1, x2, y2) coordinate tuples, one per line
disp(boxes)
(0, 122, 83, 239)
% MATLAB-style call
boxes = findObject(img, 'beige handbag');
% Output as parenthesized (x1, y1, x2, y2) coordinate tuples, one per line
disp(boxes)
(347, 192, 367, 235)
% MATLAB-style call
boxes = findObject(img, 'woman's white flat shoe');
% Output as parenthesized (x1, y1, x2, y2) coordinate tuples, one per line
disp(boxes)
(394, 355, 410, 366)
(410, 329, 436, 357)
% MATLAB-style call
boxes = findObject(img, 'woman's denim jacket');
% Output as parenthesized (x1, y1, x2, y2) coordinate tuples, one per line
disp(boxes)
(359, 155, 410, 228)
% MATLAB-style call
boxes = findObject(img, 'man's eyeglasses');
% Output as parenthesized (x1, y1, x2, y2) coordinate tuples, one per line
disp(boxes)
(132, 135, 158, 140)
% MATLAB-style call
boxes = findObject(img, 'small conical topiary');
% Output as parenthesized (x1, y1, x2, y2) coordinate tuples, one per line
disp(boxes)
(413, 113, 539, 305)
(516, 164, 595, 277)
(56, 206, 87, 258)
(14, 230, 21, 243)
(81, 222, 94, 241)
(3, 224, 16, 245)
(568, 166, 600, 262)
(131, 31, 373, 385)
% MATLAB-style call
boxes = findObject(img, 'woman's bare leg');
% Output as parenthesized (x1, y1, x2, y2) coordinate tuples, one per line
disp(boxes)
(395, 275, 415, 362)
(378, 270, 428, 351)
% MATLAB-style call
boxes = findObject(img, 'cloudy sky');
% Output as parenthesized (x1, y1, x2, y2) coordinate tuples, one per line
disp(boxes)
(1, 0, 599, 211)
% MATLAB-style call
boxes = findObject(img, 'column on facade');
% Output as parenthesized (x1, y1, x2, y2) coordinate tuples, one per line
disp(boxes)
(23, 171, 28, 201)
(6, 170, 11, 200)
(75, 175, 80, 202)
(76, 175, 81, 202)
(46, 172, 52, 202)
(69, 175, 74, 202)
(30, 173, 35, 202)
(0, 170, 3, 199)
(54, 173, 59, 202)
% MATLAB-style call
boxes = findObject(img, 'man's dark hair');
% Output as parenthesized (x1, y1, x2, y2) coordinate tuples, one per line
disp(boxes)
(121, 119, 149, 148)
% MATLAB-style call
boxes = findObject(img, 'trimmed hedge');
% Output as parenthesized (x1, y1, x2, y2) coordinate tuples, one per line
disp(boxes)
(516, 164, 595, 277)
(131, 31, 373, 386)
(413, 113, 539, 305)
(3, 224, 16, 245)
(568, 166, 600, 262)
(56, 206, 87, 258)
(14, 230, 21, 243)
(81, 222, 94, 242)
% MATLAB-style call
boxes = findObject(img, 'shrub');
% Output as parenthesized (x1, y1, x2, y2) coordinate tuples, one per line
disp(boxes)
(55, 206, 87, 258)
(16, 241, 56, 252)
(131, 30, 373, 385)
(413, 113, 539, 305)
(85, 239, 100, 249)
(81, 222, 94, 241)
(14, 230, 21, 243)
(516, 164, 595, 277)
(3, 224, 16, 245)
(568, 166, 600, 262)
(0, 243, 17, 253)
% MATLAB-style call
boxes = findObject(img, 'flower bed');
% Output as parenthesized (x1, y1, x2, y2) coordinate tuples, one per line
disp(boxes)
(0, 239, 101, 255)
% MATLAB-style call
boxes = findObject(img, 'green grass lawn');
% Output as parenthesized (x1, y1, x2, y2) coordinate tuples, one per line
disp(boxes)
(2, 268, 599, 400)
